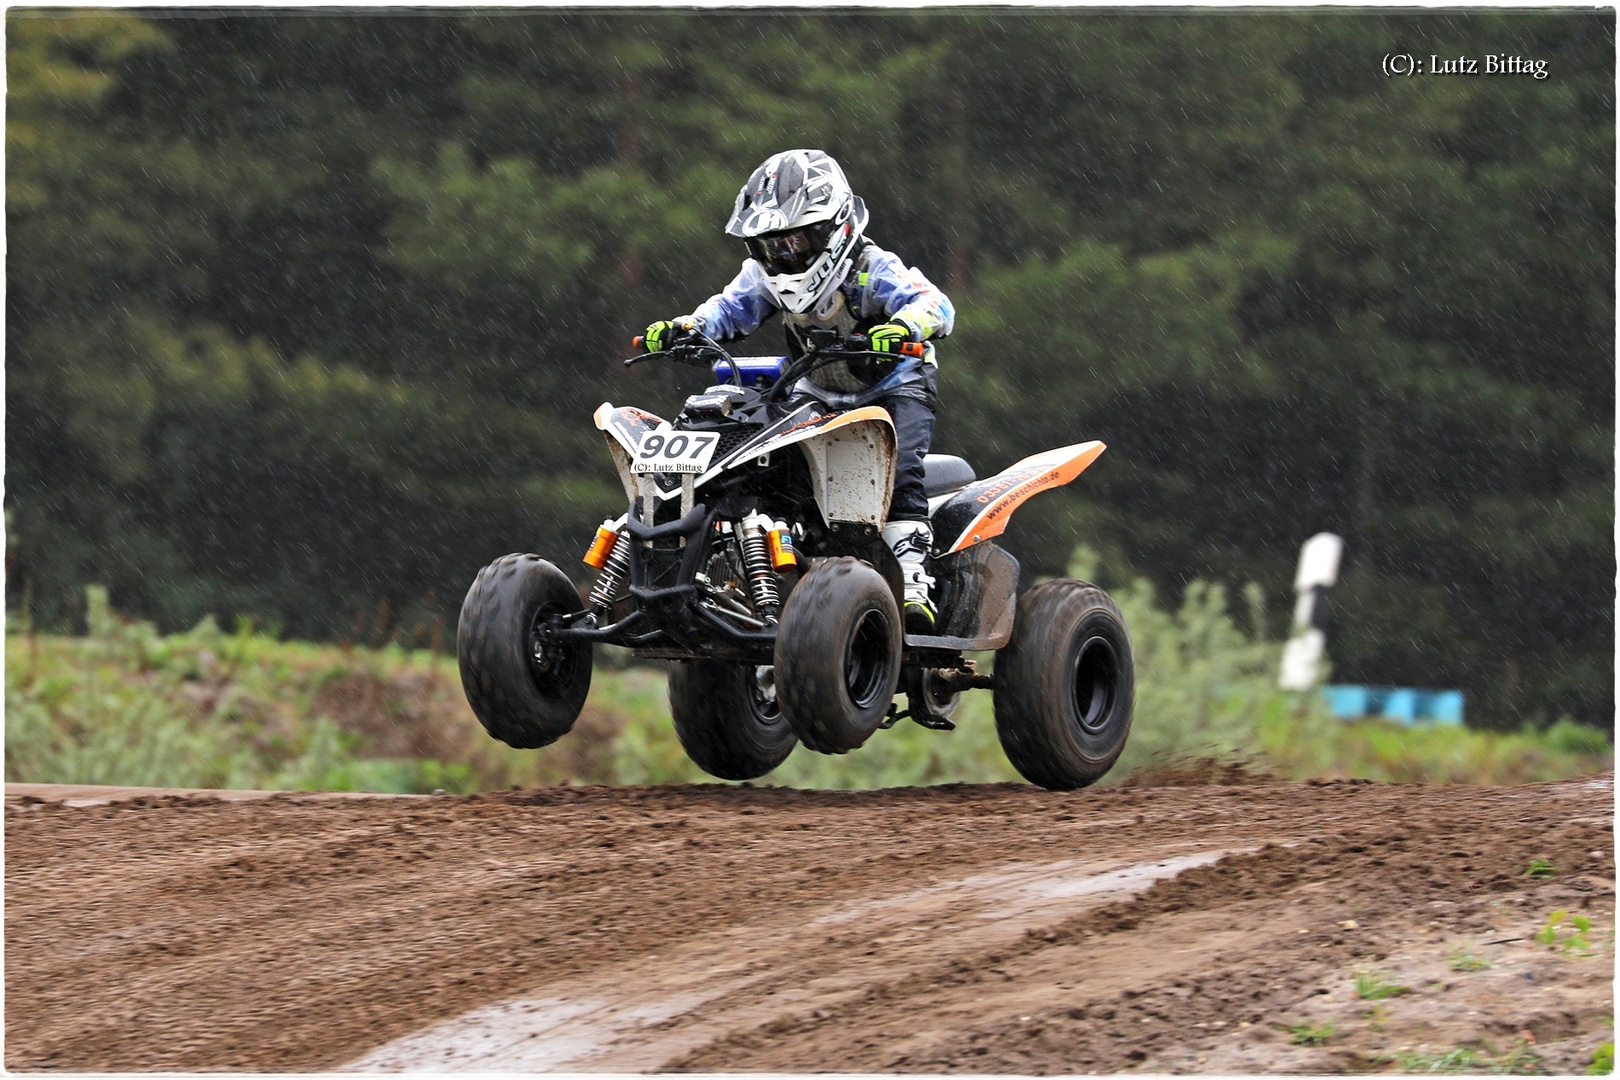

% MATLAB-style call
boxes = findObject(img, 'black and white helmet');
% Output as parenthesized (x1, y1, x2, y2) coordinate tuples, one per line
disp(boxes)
(725, 149, 869, 315)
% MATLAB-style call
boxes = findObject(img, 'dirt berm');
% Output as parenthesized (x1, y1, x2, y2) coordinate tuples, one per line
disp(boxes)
(6, 774, 1613, 1073)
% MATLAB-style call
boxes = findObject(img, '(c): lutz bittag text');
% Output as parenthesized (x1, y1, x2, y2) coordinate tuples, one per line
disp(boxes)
(1383, 53, 1549, 79)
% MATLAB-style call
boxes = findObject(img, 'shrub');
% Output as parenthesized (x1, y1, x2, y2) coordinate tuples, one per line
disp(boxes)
(6, 571, 1613, 793)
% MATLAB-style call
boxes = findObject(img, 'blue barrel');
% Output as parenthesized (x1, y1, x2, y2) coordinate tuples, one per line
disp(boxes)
(1322, 684, 1465, 725)
(1380, 689, 1418, 725)
(1416, 690, 1465, 725)
(1322, 685, 1370, 718)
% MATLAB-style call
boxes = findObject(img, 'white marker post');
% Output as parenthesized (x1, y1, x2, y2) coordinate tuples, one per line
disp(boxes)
(1278, 532, 1343, 691)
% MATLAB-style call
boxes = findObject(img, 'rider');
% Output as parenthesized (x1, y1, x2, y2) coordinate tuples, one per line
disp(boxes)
(642, 149, 955, 634)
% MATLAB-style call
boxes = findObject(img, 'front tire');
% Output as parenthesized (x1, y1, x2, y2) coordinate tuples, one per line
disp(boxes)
(994, 580, 1134, 790)
(669, 662, 797, 780)
(457, 554, 592, 749)
(774, 557, 902, 754)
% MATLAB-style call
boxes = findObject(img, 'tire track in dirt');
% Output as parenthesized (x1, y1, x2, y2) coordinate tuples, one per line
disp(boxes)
(6, 776, 1613, 1073)
(349, 850, 1235, 1071)
(671, 777, 1615, 1074)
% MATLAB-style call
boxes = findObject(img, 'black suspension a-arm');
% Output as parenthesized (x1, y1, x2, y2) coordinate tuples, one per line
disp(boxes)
(690, 602, 778, 645)
(541, 607, 672, 648)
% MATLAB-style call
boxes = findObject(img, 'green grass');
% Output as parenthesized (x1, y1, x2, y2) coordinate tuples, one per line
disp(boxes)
(1524, 859, 1557, 879)
(1589, 1042, 1614, 1075)
(1288, 1021, 1336, 1045)
(1533, 910, 1600, 956)
(7, 588, 539, 794)
(1355, 970, 1410, 1000)
(5, 566, 1612, 794)
(1259, 716, 1613, 788)
(1396, 1047, 1485, 1073)
(1448, 945, 1492, 972)
(1392, 1039, 1546, 1075)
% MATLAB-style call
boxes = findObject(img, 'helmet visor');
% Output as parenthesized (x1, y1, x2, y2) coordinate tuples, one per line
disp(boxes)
(746, 228, 820, 276)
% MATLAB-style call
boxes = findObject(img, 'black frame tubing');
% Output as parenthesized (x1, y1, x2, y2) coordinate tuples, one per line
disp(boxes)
(543, 499, 778, 654)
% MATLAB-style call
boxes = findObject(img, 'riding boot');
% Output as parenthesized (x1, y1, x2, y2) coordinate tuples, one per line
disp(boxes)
(882, 520, 937, 635)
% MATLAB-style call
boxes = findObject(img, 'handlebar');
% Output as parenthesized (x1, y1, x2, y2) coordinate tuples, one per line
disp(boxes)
(627, 333, 923, 363)
(624, 330, 926, 397)
(624, 330, 731, 371)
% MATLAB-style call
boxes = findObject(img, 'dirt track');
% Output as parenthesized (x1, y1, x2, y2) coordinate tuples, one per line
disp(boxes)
(6, 774, 1614, 1073)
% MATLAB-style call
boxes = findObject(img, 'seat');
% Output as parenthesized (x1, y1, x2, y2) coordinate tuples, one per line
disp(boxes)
(921, 454, 977, 498)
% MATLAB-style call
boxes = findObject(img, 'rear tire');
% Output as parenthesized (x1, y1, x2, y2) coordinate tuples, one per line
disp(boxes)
(774, 557, 901, 754)
(994, 580, 1134, 790)
(457, 554, 592, 749)
(669, 662, 797, 780)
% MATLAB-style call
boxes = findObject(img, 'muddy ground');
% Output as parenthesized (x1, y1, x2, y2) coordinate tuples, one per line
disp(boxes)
(6, 774, 1613, 1073)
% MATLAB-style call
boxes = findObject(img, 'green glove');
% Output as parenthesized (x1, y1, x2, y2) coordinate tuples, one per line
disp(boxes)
(643, 318, 696, 352)
(867, 322, 915, 353)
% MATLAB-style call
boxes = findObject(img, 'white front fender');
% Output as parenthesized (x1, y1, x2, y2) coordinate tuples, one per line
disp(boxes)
(795, 414, 897, 526)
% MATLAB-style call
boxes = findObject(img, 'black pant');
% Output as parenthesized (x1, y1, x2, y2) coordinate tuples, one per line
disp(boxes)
(885, 393, 936, 522)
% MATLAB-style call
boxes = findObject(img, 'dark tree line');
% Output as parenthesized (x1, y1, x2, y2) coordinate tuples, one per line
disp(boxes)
(7, 10, 1613, 730)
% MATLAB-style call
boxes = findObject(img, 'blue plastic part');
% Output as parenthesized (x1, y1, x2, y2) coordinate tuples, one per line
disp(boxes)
(1322, 685, 1464, 726)
(712, 356, 786, 388)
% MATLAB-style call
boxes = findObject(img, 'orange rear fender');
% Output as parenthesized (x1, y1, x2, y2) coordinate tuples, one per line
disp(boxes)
(932, 442, 1106, 553)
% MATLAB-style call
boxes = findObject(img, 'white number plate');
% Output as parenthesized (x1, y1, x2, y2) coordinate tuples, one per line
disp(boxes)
(633, 425, 719, 474)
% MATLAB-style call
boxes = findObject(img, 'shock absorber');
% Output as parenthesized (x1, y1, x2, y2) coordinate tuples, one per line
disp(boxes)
(583, 518, 630, 618)
(768, 519, 800, 571)
(739, 512, 781, 622)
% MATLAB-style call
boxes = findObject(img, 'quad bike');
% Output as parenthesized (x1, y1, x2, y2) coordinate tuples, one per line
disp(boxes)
(456, 329, 1133, 790)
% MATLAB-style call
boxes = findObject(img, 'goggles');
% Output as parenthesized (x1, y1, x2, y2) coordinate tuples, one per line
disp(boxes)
(745, 224, 832, 276)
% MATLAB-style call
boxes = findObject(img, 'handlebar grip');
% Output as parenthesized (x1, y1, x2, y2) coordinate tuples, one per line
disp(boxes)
(632, 335, 646, 351)
(900, 341, 925, 358)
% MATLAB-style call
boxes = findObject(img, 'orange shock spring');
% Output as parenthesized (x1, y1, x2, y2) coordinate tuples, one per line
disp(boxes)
(585, 529, 629, 615)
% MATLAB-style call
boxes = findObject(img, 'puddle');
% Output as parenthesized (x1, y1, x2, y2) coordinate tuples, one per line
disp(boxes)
(1007, 850, 1229, 901)
(351, 996, 704, 1072)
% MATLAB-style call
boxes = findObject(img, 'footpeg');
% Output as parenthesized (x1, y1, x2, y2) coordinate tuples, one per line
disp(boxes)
(910, 710, 956, 732)
(903, 668, 962, 730)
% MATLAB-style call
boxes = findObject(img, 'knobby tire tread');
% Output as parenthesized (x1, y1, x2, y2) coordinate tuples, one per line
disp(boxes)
(775, 557, 901, 755)
(994, 579, 1134, 790)
(458, 553, 590, 750)
(669, 662, 797, 781)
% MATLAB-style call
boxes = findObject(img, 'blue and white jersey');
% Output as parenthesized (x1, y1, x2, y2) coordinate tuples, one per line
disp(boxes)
(687, 241, 955, 357)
